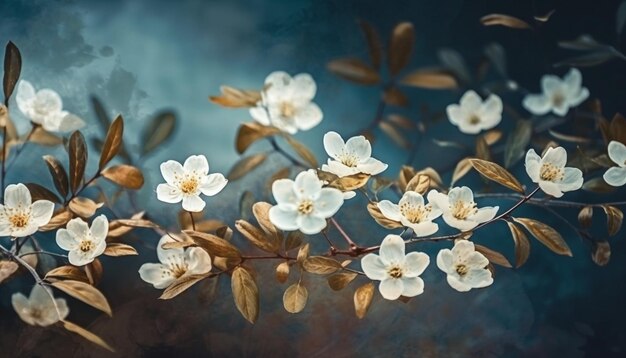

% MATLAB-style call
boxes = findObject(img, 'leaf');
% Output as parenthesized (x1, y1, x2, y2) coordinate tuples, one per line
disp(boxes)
(25, 183, 61, 203)
(296, 243, 310, 263)
(275, 262, 290, 283)
(43, 155, 69, 198)
(386, 114, 414, 129)
(302, 256, 342, 275)
(184, 230, 242, 259)
(328, 173, 370, 191)
(209, 85, 261, 108)
(383, 87, 409, 107)
(68, 197, 103, 218)
(283, 135, 318, 168)
(548, 129, 591, 144)
(85, 259, 102, 286)
(480, 14, 532, 30)
(231, 266, 259, 323)
(328, 272, 357, 291)
(327, 58, 380, 85)
(359, 20, 382, 69)
(591, 241, 611, 266)
(405, 174, 430, 195)
(101, 165, 144, 189)
(367, 202, 403, 229)
(141, 111, 176, 155)
(45, 265, 88, 282)
(583, 177, 616, 193)
(160, 274, 208, 300)
(437, 48, 471, 85)
(283, 282, 308, 314)
(354, 282, 375, 319)
(469, 159, 524, 193)
(285, 232, 303, 252)
(0, 260, 18, 283)
(534, 9, 556, 23)
(252, 201, 281, 240)
(619, 1, 626, 36)
(504, 120, 532, 168)
(235, 220, 279, 253)
(90, 96, 110, 134)
(29, 127, 63, 146)
(475, 136, 491, 161)
(62, 320, 115, 352)
(451, 157, 473, 186)
(474, 244, 512, 268)
(51, 280, 112, 316)
(99, 115, 124, 170)
(602, 205, 623, 236)
(387, 22, 415, 76)
(68, 131, 87, 194)
(514, 218, 572, 256)
(379, 121, 410, 148)
(39, 209, 73, 231)
(235, 122, 280, 154)
(103, 243, 138, 257)
(400, 68, 458, 89)
(114, 219, 158, 229)
(484, 43, 508, 77)
(227, 153, 268, 181)
(3, 41, 22, 104)
(578, 206, 593, 228)
(554, 50, 622, 68)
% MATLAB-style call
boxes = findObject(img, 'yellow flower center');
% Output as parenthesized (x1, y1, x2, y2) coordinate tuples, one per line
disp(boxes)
(455, 264, 468, 276)
(179, 177, 199, 194)
(297, 200, 314, 215)
(450, 201, 477, 220)
(279, 101, 296, 118)
(540, 163, 563, 182)
(387, 265, 403, 279)
(468, 115, 481, 125)
(339, 153, 359, 167)
(552, 93, 565, 108)
(9, 213, 29, 228)
(170, 263, 188, 279)
(400, 203, 431, 223)
(79, 240, 94, 253)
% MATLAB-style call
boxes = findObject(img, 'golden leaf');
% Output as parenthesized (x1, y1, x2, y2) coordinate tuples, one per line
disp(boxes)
(39, 209, 73, 231)
(386, 114, 414, 129)
(506, 221, 530, 268)
(45, 265, 88, 283)
(160, 273, 209, 300)
(482, 129, 502, 146)
(209, 85, 261, 108)
(474, 244, 512, 268)
(415, 167, 444, 189)
(227, 153, 267, 181)
(235, 220, 279, 253)
(383, 87, 409, 107)
(99, 115, 124, 170)
(302, 256, 342, 275)
(68, 197, 103, 218)
(275, 262, 290, 283)
(504, 119, 532, 168)
(231, 266, 259, 323)
(285, 232, 304, 252)
(451, 157, 473, 186)
(85, 259, 102, 286)
(51, 280, 112, 316)
(184, 230, 242, 259)
(283, 282, 308, 314)
(68, 131, 87, 194)
(29, 127, 63, 146)
(379, 121, 410, 148)
(583, 177, 615, 193)
(252, 201, 281, 240)
(405, 174, 430, 195)
(283, 134, 318, 168)
(475, 136, 491, 161)
(327, 272, 358, 291)
(328, 173, 370, 191)
(3, 41, 21, 102)
(514, 218, 572, 256)
(359, 20, 382, 69)
(469, 158, 524, 193)
(101, 164, 144, 189)
(0, 260, 18, 283)
(480, 14, 533, 29)
(114, 219, 158, 228)
(141, 111, 176, 155)
(578, 206, 593, 229)
(327, 58, 381, 85)
(25, 183, 61, 204)
(195, 219, 228, 233)
(591, 241, 611, 266)
(367, 202, 403, 229)
(103, 243, 138, 257)
(62, 320, 115, 352)
(602, 205, 623, 236)
(235, 122, 280, 154)
(296, 243, 310, 264)
(400, 68, 458, 89)
(387, 22, 415, 76)
(397, 165, 416, 192)
(43, 155, 69, 198)
(354, 282, 375, 319)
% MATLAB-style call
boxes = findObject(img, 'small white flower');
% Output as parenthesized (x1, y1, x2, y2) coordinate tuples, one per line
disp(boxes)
(0, 183, 54, 238)
(446, 90, 503, 134)
(269, 169, 344, 235)
(56, 215, 108, 266)
(603, 141, 626, 187)
(12, 284, 69, 326)
(525, 147, 583, 198)
(139, 235, 212, 289)
(427, 187, 499, 232)
(321, 131, 387, 177)
(377, 191, 442, 236)
(522, 68, 589, 117)
(436, 240, 493, 292)
(249, 71, 323, 134)
(361, 234, 430, 300)
(15, 80, 85, 132)
(156, 155, 228, 212)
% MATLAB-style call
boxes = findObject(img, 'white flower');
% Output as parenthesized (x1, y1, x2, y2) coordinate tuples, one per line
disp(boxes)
(156, 155, 228, 212)
(427, 187, 499, 232)
(139, 235, 212, 289)
(249, 71, 323, 134)
(377, 191, 441, 236)
(445, 90, 503, 134)
(269, 169, 344, 235)
(603, 141, 626, 187)
(12, 284, 69, 326)
(0, 183, 54, 238)
(15, 80, 85, 132)
(436, 240, 493, 292)
(525, 147, 583, 198)
(321, 131, 387, 177)
(56, 215, 108, 266)
(522, 68, 589, 117)
(361, 234, 430, 300)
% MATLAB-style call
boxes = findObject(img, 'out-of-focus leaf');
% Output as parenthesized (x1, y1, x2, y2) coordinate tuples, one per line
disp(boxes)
(480, 14, 532, 30)
(3, 41, 22, 104)
(583, 177, 616, 193)
(484, 43, 508, 77)
(591, 241, 611, 266)
(283, 282, 308, 314)
(90, 96, 110, 134)
(141, 111, 176, 155)
(39, 209, 72, 231)
(29, 127, 63, 146)
(475, 244, 512, 268)
(354, 282, 375, 319)
(578, 206, 593, 228)
(475, 136, 491, 161)
(101, 165, 144, 189)
(386, 114, 414, 129)
(160, 273, 208, 300)
(400, 68, 458, 89)
(236, 122, 280, 154)
(68, 197, 103, 218)
(239, 190, 254, 222)
(43, 155, 69, 198)
(504, 119, 532, 168)
(328, 272, 358, 291)
(368, 202, 403, 229)
(51, 280, 112, 316)
(602, 205, 623, 236)
(554, 50, 623, 68)
(432, 139, 466, 150)
(383, 86, 409, 107)
(600, 113, 626, 145)
(451, 157, 473, 187)
(227, 153, 267, 181)
(25, 183, 61, 203)
(359, 20, 382, 69)
(327, 58, 380, 85)
(68, 131, 87, 194)
(470, 159, 524, 193)
(618, 2, 626, 37)
(534, 9, 556, 23)
(387, 22, 415, 76)
(548, 129, 590, 144)
(62, 320, 115, 352)
(283, 135, 318, 168)
(0, 260, 18, 283)
(379, 121, 410, 148)
(438, 48, 471, 84)
(99, 115, 124, 170)
(514, 217, 572, 256)
(231, 266, 259, 323)
(483, 129, 503, 146)
(210, 85, 261, 108)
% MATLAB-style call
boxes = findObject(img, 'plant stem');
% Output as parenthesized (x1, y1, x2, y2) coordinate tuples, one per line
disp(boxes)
(267, 137, 308, 168)
(188, 211, 196, 231)
(474, 192, 626, 208)
(330, 217, 357, 249)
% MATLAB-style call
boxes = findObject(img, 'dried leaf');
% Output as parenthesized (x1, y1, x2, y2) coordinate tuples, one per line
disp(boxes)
(283, 135, 318, 168)
(235, 220, 279, 253)
(90, 96, 110, 134)
(480, 14, 532, 29)
(482, 129, 503, 146)
(252, 202, 281, 240)
(184, 230, 242, 259)
(400, 68, 458, 89)
(68, 197, 103, 218)
(3, 41, 22, 103)
(548, 129, 591, 144)
(39, 209, 73, 231)
(283, 282, 308, 314)
(514, 218, 572, 256)
(359, 20, 382, 69)
(367, 202, 403, 229)
(583, 177, 616, 193)
(504, 120, 532, 168)
(386, 114, 414, 129)
(25, 183, 61, 204)
(114, 219, 157, 229)
(103, 243, 138, 257)
(470, 159, 524, 193)
(30, 127, 63, 146)
(388, 22, 415, 76)
(578, 206, 593, 229)
(475, 136, 491, 161)
(302, 256, 342, 275)
(328, 272, 357, 291)
(415, 167, 444, 189)
(51, 280, 112, 316)
(285, 232, 304, 252)
(210, 85, 261, 108)
(328, 173, 370, 191)
(451, 157, 473, 186)
(160, 274, 208, 300)
(99, 115, 124, 170)
(101, 165, 144, 189)
(475, 244, 512, 268)
(534, 9, 556, 22)
(62, 320, 115, 352)
(602, 205, 623, 236)
(68, 131, 87, 194)
(296, 243, 310, 263)
(275, 262, 290, 283)
(231, 266, 259, 323)
(235, 122, 280, 154)
(0, 260, 18, 283)
(438, 48, 471, 85)
(591, 241, 611, 266)
(227, 153, 268, 181)
(43, 155, 69, 198)
(383, 87, 409, 107)
(354, 282, 375, 319)
(405, 174, 429, 195)
(379, 121, 410, 148)
(141, 111, 176, 155)
(327, 58, 380, 85)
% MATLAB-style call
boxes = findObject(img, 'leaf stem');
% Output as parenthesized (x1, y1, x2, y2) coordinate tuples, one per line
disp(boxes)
(267, 137, 308, 168)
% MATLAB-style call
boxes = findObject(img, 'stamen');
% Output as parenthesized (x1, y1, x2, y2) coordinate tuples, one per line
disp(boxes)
(279, 101, 296, 118)
(456, 264, 468, 276)
(400, 203, 431, 223)
(179, 177, 199, 194)
(539, 163, 563, 182)
(298, 200, 314, 215)
(450, 201, 477, 220)
(9, 213, 29, 228)
(79, 240, 94, 253)
(387, 265, 403, 279)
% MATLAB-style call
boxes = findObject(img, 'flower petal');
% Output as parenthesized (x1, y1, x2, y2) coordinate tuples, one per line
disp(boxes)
(294, 170, 322, 199)
(186, 247, 212, 275)
(543, 145, 569, 167)
(160, 160, 184, 185)
(477, 94, 503, 129)
(200, 173, 227, 196)
(448, 186, 474, 203)
(604, 166, 626, 187)
(157, 235, 184, 264)
(345, 135, 372, 161)
(314, 188, 343, 218)
(68, 250, 94, 266)
(297, 215, 327, 235)
(451, 240, 475, 260)
(250, 106, 270, 125)
(269, 206, 299, 231)
(16, 80, 36, 116)
(323, 160, 357, 177)
(272, 179, 296, 204)
(361, 254, 388, 281)
(401, 277, 425, 297)
(522, 94, 551, 115)
(442, 214, 479, 231)
(4, 183, 32, 208)
(138, 263, 175, 289)
(539, 181, 563, 198)
(399, 191, 424, 207)
(466, 251, 489, 269)
(541, 75, 562, 95)
(156, 183, 183, 204)
(470, 206, 498, 225)
(66, 217, 90, 238)
(568, 87, 589, 107)
(446, 274, 472, 292)
(357, 157, 388, 175)
(90, 215, 109, 242)
(29, 200, 54, 227)
(402, 220, 439, 237)
(294, 102, 323, 131)
(379, 278, 404, 300)
(182, 195, 206, 212)
(55, 229, 78, 251)
(608, 141, 626, 166)
(379, 234, 405, 264)
(55, 112, 86, 132)
(264, 71, 292, 103)
(12, 292, 36, 326)
(459, 90, 482, 112)
(436, 248, 454, 273)
(426, 190, 449, 213)
(525, 149, 542, 182)
(559, 167, 583, 192)
(464, 268, 494, 289)
(323, 131, 345, 160)
(377, 200, 402, 221)
(446, 103, 465, 125)
(291, 73, 317, 103)
(403, 252, 430, 277)
(563, 68, 582, 94)
(183, 155, 209, 174)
